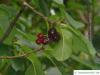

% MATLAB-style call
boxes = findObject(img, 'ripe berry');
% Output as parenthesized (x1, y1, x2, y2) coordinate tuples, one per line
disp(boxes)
(42, 39, 49, 45)
(48, 27, 60, 42)
(48, 27, 57, 35)
(36, 39, 41, 44)
(36, 33, 49, 45)
(48, 33, 60, 42)
(37, 33, 45, 38)
(35, 28, 60, 45)
(36, 38, 45, 44)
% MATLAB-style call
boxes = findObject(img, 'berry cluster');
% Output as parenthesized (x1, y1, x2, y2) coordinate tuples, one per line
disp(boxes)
(36, 27, 60, 45)
(36, 33, 48, 45)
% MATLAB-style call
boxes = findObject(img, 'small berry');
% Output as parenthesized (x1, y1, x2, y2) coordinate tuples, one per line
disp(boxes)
(43, 39, 49, 45)
(36, 39, 41, 44)
(48, 33, 60, 42)
(36, 37, 48, 45)
(48, 27, 60, 42)
(48, 27, 57, 35)
(37, 33, 45, 38)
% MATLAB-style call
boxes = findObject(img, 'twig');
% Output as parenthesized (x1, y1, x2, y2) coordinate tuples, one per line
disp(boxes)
(0, 2, 26, 44)
(86, 0, 95, 42)
(23, 2, 61, 24)
(0, 47, 43, 59)
(77, 10, 88, 25)
(23, 2, 48, 21)
(0, 53, 29, 59)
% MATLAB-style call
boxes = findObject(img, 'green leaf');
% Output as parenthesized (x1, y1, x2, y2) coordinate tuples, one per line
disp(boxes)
(25, 65, 35, 75)
(15, 30, 38, 49)
(65, 13, 85, 29)
(0, 4, 17, 45)
(48, 25, 72, 61)
(71, 55, 94, 69)
(27, 53, 44, 75)
(21, 46, 45, 75)
(32, 0, 51, 16)
(67, 1, 85, 10)
(53, 0, 63, 4)
(0, 4, 16, 37)
(0, 44, 13, 56)
(0, 59, 8, 70)
(61, 24, 96, 58)
(44, 53, 68, 75)
(11, 58, 25, 71)
(72, 34, 88, 54)
(59, 6, 85, 29)
(46, 67, 62, 75)
(4, 28, 17, 45)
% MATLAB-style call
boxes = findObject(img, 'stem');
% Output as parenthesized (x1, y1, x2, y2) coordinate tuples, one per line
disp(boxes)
(86, 0, 95, 42)
(23, 2, 61, 24)
(0, 47, 43, 59)
(23, 2, 48, 21)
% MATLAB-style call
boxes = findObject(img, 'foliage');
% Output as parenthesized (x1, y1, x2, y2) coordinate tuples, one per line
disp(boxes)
(0, 0, 100, 75)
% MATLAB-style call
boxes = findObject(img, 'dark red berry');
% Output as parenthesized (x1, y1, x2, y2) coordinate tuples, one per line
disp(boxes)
(48, 27, 60, 42)
(48, 27, 57, 35)
(36, 39, 41, 44)
(37, 33, 45, 38)
(39, 38, 44, 43)
(49, 34, 60, 42)
(36, 37, 49, 45)
(43, 39, 49, 45)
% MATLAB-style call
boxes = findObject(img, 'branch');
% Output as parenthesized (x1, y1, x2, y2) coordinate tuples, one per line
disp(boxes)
(23, 2, 60, 24)
(86, 0, 95, 42)
(23, 2, 48, 21)
(77, 10, 88, 25)
(0, 47, 43, 59)
(0, 2, 26, 44)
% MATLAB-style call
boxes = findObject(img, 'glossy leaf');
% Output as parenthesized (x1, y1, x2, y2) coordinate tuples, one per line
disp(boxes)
(53, 0, 63, 4)
(61, 24, 96, 58)
(59, 6, 85, 29)
(0, 4, 16, 36)
(44, 53, 69, 75)
(48, 25, 72, 61)
(21, 46, 45, 75)
(11, 58, 25, 71)
(65, 13, 85, 29)
(25, 65, 35, 75)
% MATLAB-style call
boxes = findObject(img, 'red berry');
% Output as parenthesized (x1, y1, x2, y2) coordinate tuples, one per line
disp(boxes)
(36, 33, 49, 45)
(43, 39, 49, 45)
(36, 38, 44, 44)
(39, 38, 44, 43)
(37, 33, 45, 38)
(36, 39, 41, 44)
